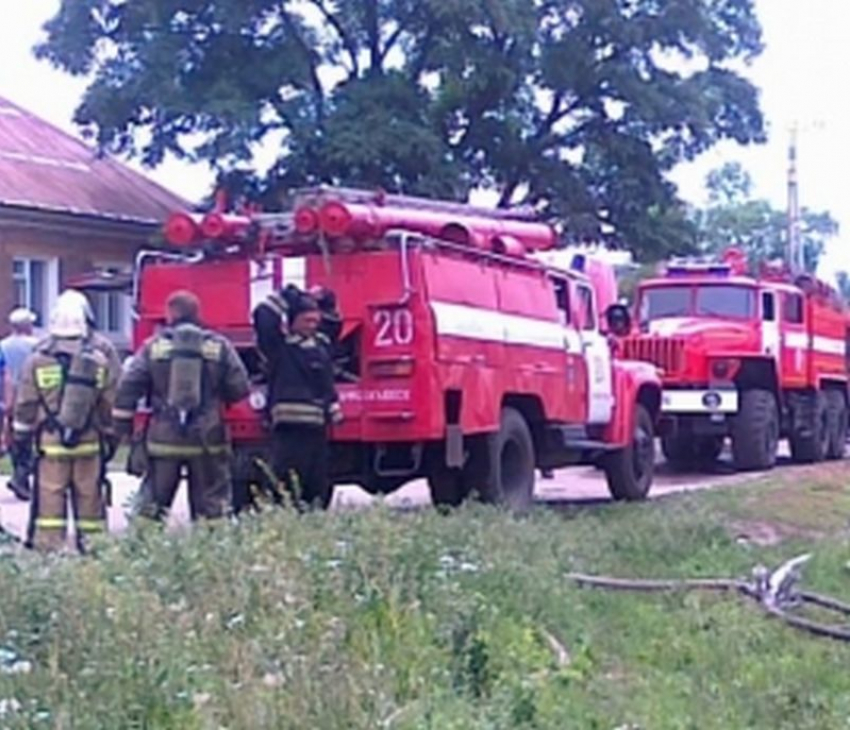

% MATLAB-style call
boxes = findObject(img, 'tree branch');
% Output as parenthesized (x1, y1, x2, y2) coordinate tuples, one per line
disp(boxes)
(365, 0, 380, 73)
(407, 24, 437, 81)
(280, 8, 326, 125)
(379, 23, 406, 68)
(498, 180, 521, 208)
(305, 0, 360, 77)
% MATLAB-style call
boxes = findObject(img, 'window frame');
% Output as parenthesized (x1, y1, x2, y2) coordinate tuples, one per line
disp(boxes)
(12, 257, 53, 324)
(551, 276, 571, 325)
(782, 293, 805, 325)
(88, 265, 133, 337)
(576, 283, 597, 331)
(761, 291, 776, 322)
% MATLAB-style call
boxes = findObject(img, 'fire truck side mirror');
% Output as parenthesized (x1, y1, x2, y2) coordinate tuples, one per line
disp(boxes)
(604, 304, 632, 337)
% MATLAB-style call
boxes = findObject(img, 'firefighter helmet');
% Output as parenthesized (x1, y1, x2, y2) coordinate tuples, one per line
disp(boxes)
(55, 289, 96, 328)
(49, 290, 90, 338)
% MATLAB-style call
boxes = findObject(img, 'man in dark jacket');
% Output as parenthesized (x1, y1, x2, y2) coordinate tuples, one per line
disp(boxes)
(253, 288, 341, 509)
(113, 291, 250, 520)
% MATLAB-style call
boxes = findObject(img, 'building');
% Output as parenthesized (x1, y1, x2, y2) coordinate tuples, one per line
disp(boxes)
(0, 97, 189, 352)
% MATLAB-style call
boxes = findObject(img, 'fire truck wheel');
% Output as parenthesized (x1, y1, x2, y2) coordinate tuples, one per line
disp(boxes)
(603, 404, 654, 501)
(825, 390, 847, 460)
(426, 463, 467, 509)
(473, 407, 535, 512)
(789, 391, 828, 464)
(732, 389, 779, 471)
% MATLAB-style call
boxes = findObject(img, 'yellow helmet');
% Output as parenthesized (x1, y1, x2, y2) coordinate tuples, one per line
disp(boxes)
(49, 289, 90, 338)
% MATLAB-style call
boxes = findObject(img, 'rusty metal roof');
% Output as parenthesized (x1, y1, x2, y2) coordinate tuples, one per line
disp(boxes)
(0, 97, 190, 226)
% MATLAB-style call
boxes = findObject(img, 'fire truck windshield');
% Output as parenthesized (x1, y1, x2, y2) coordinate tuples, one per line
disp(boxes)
(640, 285, 755, 322)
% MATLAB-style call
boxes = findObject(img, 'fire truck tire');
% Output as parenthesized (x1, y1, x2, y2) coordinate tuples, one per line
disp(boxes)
(426, 463, 467, 509)
(731, 389, 779, 471)
(789, 391, 828, 464)
(603, 405, 655, 501)
(471, 407, 535, 512)
(825, 390, 847, 460)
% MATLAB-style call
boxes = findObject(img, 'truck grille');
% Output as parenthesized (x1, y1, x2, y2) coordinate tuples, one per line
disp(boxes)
(620, 337, 686, 375)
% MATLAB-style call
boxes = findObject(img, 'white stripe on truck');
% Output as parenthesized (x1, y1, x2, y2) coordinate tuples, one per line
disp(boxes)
(429, 300, 583, 352)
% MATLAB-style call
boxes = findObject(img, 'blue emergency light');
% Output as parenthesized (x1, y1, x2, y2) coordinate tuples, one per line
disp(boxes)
(666, 263, 731, 277)
(570, 253, 587, 272)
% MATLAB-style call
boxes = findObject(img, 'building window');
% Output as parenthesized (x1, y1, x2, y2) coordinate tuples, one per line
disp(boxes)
(91, 289, 129, 336)
(13, 258, 51, 324)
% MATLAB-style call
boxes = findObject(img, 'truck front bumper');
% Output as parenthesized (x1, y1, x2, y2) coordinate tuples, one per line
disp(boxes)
(661, 389, 738, 415)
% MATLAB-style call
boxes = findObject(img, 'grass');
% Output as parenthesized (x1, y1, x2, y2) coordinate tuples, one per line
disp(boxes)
(0, 467, 848, 728)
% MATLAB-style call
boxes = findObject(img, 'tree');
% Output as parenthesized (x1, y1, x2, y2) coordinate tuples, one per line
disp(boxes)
(836, 271, 850, 304)
(694, 162, 838, 274)
(37, 0, 766, 259)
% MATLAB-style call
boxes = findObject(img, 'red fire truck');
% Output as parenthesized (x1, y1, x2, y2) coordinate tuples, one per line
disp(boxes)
(132, 188, 662, 508)
(618, 251, 850, 471)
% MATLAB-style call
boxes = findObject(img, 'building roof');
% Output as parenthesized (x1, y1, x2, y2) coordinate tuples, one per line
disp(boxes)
(0, 96, 190, 226)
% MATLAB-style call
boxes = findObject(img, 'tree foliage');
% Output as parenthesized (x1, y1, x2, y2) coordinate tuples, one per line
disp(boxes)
(693, 162, 838, 274)
(37, 0, 765, 258)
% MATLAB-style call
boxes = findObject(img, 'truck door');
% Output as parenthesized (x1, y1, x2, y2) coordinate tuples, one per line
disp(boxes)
(576, 282, 613, 424)
(760, 289, 780, 357)
(781, 291, 808, 387)
(551, 276, 587, 423)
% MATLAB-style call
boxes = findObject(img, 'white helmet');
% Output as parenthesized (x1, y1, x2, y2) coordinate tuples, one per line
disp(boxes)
(55, 289, 95, 327)
(49, 290, 90, 338)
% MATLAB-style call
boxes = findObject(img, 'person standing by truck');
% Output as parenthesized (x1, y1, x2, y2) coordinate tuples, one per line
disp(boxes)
(253, 288, 341, 509)
(112, 290, 250, 521)
(2, 308, 38, 500)
(11, 295, 118, 552)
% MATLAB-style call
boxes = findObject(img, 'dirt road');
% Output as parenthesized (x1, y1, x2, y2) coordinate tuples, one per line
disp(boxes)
(0, 453, 762, 542)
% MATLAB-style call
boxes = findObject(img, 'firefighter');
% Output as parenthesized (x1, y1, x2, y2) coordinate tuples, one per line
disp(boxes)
(309, 285, 357, 382)
(11, 293, 118, 552)
(113, 290, 249, 521)
(253, 288, 341, 509)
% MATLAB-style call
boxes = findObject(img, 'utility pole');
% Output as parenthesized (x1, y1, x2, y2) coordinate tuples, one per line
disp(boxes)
(787, 123, 803, 275)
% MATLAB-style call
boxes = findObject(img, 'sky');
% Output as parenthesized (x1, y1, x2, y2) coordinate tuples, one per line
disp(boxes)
(1, 0, 848, 279)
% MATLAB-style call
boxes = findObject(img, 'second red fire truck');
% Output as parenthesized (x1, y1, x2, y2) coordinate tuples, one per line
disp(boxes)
(619, 250, 849, 471)
(128, 187, 663, 509)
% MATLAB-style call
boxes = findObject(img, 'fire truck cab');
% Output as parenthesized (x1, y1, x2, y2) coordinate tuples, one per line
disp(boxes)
(620, 253, 850, 471)
(135, 188, 662, 509)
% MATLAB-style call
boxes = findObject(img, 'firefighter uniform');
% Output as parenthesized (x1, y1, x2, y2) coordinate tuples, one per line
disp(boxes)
(12, 302, 119, 552)
(113, 319, 250, 520)
(254, 290, 341, 508)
